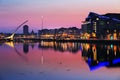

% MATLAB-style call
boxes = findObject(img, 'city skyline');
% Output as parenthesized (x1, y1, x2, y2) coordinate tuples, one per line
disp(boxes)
(0, 0, 120, 32)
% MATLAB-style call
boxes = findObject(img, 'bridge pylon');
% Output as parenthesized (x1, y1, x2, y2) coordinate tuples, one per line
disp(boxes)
(4, 20, 28, 41)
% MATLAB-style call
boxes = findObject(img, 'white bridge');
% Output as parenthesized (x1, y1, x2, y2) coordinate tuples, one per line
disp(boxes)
(4, 20, 28, 41)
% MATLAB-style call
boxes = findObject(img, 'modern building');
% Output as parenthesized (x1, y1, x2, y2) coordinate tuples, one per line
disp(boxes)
(23, 25, 29, 35)
(82, 12, 120, 39)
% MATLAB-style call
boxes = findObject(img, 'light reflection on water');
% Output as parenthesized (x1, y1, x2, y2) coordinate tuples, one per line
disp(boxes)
(0, 41, 120, 80)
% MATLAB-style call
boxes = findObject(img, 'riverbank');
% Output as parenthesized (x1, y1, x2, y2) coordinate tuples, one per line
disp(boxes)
(0, 38, 120, 44)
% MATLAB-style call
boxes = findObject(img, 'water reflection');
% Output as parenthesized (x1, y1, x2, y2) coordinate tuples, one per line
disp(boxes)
(3, 41, 120, 71)
(31, 43, 35, 49)
(3, 41, 28, 61)
(5, 42, 14, 48)
(23, 43, 29, 54)
(14, 47, 28, 61)
(81, 43, 120, 71)
(38, 41, 81, 53)
(0, 43, 3, 46)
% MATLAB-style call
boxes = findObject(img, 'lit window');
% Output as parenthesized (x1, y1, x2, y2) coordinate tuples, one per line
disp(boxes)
(107, 30, 109, 33)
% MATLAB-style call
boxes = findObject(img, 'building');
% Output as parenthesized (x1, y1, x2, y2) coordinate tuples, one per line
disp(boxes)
(30, 30, 37, 38)
(38, 29, 55, 39)
(82, 12, 120, 39)
(38, 27, 81, 40)
(23, 25, 29, 35)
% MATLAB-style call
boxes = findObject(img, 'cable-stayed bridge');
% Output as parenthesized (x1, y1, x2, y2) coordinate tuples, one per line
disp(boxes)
(4, 20, 28, 41)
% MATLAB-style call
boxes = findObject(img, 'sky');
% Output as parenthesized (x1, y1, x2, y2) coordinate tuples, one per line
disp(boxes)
(0, 0, 120, 33)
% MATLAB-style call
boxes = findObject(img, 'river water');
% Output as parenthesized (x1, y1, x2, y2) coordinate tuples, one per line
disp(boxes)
(0, 41, 120, 80)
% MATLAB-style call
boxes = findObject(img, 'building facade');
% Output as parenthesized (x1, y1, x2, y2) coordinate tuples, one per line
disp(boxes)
(38, 27, 81, 40)
(82, 12, 120, 39)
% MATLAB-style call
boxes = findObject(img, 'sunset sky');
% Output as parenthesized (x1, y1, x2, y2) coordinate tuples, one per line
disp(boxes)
(0, 0, 120, 32)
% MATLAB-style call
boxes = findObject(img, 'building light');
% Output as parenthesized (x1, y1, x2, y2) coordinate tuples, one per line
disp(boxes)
(92, 32, 96, 37)
(107, 22, 109, 24)
(113, 33, 117, 40)
(93, 22, 97, 33)
(114, 30, 116, 32)
(110, 36, 113, 40)
(96, 18, 99, 21)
